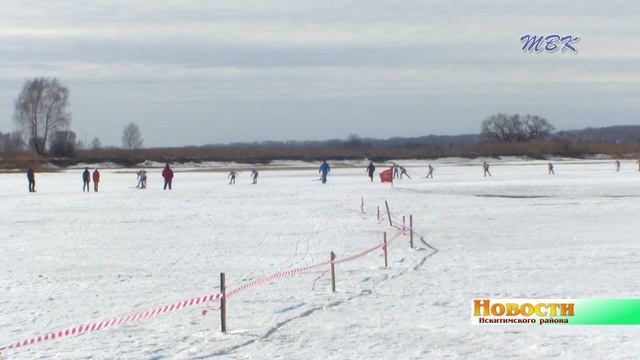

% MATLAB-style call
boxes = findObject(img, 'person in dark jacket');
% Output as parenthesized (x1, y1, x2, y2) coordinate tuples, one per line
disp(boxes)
(366, 161, 375, 182)
(82, 168, 91, 192)
(228, 170, 238, 185)
(162, 164, 174, 190)
(319, 161, 330, 184)
(92, 168, 101, 192)
(27, 167, 36, 192)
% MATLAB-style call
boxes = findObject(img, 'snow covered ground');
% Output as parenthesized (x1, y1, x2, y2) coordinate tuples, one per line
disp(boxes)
(2, 159, 640, 359)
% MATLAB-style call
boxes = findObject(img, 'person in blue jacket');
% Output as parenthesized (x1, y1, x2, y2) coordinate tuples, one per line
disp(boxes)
(319, 160, 331, 184)
(82, 167, 91, 192)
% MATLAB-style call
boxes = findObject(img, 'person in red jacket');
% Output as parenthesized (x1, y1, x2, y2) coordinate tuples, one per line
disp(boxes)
(92, 168, 101, 192)
(162, 163, 174, 190)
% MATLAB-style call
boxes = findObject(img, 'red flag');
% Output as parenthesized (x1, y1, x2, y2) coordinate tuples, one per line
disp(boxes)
(379, 168, 393, 183)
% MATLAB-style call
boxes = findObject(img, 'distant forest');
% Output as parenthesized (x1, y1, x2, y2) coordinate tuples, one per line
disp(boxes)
(2, 124, 640, 170)
(554, 126, 640, 144)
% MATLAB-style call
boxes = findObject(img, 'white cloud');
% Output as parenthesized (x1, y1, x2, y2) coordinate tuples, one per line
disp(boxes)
(0, 0, 639, 144)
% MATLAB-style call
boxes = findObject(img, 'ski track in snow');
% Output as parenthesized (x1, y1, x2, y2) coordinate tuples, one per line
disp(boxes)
(2, 159, 640, 359)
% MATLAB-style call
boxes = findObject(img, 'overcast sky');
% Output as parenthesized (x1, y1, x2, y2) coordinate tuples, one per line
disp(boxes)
(1, 1, 639, 147)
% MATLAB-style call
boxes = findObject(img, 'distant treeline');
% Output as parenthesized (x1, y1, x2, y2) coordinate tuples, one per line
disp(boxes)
(1, 125, 640, 170)
(7, 140, 640, 170)
(554, 125, 640, 144)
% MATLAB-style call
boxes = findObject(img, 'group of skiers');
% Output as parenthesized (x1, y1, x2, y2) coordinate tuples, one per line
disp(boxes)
(23, 159, 640, 192)
(360, 159, 635, 182)
(391, 163, 412, 179)
(228, 169, 260, 185)
(363, 161, 432, 183)
(24, 163, 264, 193)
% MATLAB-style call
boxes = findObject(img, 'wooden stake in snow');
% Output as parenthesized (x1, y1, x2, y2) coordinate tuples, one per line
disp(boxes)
(409, 215, 414, 249)
(220, 272, 227, 333)
(377, 206, 380, 221)
(330, 251, 336, 293)
(383, 232, 388, 268)
(361, 197, 364, 214)
(384, 201, 393, 227)
(402, 215, 406, 235)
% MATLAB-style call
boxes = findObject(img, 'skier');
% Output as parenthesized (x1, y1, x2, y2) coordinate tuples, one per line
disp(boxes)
(392, 163, 400, 179)
(82, 168, 91, 192)
(162, 164, 174, 190)
(92, 168, 101, 192)
(426, 164, 435, 179)
(319, 160, 330, 184)
(228, 170, 238, 185)
(27, 167, 36, 192)
(548, 162, 555, 175)
(141, 170, 147, 189)
(366, 161, 376, 182)
(136, 169, 147, 189)
(399, 166, 411, 179)
(483, 162, 492, 177)
(251, 169, 259, 184)
(615, 160, 621, 172)
(637, 159, 640, 172)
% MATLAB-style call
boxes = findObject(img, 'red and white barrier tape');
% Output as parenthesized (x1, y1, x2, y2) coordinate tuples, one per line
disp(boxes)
(3, 201, 408, 353)
(226, 260, 331, 299)
(226, 229, 404, 298)
(1, 292, 222, 352)
(363, 202, 436, 251)
(334, 231, 403, 265)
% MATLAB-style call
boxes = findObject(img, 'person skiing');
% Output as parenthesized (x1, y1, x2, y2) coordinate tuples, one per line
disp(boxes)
(319, 160, 330, 184)
(82, 168, 91, 192)
(92, 168, 101, 192)
(136, 169, 147, 189)
(251, 169, 259, 184)
(136, 170, 143, 188)
(366, 161, 376, 182)
(27, 167, 36, 192)
(392, 162, 400, 179)
(141, 170, 147, 188)
(426, 164, 435, 179)
(399, 166, 411, 179)
(162, 163, 174, 190)
(548, 162, 555, 175)
(637, 159, 640, 172)
(228, 170, 238, 185)
(483, 162, 492, 177)
(615, 160, 621, 172)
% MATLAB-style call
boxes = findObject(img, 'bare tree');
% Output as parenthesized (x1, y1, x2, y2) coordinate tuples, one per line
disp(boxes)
(91, 137, 102, 150)
(14, 77, 71, 154)
(522, 115, 555, 140)
(481, 113, 554, 142)
(481, 113, 513, 142)
(122, 122, 143, 151)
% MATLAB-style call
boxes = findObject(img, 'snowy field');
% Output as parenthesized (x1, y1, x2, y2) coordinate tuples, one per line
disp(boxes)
(2, 159, 640, 359)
